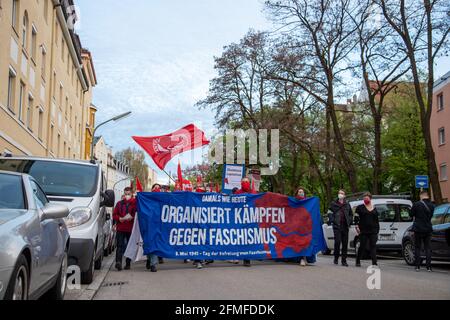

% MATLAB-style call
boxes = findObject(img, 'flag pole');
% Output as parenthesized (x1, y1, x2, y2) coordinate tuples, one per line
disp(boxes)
(162, 169, 177, 184)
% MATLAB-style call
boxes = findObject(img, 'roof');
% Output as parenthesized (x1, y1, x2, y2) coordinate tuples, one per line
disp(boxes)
(0, 156, 99, 167)
(434, 70, 450, 89)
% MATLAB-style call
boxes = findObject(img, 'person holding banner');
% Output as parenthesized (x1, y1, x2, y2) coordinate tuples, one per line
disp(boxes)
(145, 184, 163, 272)
(295, 187, 312, 267)
(235, 177, 257, 267)
(113, 187, 136, 271)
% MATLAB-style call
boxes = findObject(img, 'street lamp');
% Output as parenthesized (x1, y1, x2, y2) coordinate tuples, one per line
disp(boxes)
(90, 111, 132, 162)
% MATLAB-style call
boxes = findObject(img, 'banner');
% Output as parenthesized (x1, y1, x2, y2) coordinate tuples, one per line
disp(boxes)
(137, 192, 326, 260)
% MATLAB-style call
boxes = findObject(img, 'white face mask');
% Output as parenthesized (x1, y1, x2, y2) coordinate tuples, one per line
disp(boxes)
(338, 194, 345, 200)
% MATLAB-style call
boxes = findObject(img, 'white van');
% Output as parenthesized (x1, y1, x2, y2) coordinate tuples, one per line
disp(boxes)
(322, 196, 413, 255)
(0, 157, 115, 284)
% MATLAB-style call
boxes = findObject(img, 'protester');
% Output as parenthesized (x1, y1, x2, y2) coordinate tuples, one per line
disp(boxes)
(235, 177, 257, 267)
(294, 187, 313, 266)
(141, 184, 162, 272)
(328, 189, 353, 267)
(411, 190, 435, 272)
(355, 192, 380, 267)
(113, 187, 136, 271)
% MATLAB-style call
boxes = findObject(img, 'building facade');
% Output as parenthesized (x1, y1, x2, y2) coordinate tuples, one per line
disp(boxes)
(0, 0, 96, 159)
(432, 71, 450, 203)
(147, 167, 158, 190)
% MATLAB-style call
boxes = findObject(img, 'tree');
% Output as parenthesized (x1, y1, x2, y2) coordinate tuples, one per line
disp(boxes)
(265, 0, 361, 192)
(349, 0, 411, 194)
(115, 147, 149, 190)
(378, 0, 450, 203)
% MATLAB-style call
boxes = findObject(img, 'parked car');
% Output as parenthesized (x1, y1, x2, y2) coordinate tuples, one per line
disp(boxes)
(0, 171, 70, 300)
(322, 195, 413, 255)
(103, 207, 116, 257)
(0, 157, 115, 284)
(402, 203, 450, 266)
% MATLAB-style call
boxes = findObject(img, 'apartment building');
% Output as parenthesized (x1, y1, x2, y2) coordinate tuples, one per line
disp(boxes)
(432, 71, 450, 202)
(0, 0, 96, 159)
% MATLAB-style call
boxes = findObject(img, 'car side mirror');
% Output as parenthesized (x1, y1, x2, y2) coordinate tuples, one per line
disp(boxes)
(101, 190, 115, 208)
(41, 203, 69, 221)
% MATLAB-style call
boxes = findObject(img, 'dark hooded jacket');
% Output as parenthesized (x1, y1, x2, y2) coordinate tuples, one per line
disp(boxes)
(328, 199, 353, 230)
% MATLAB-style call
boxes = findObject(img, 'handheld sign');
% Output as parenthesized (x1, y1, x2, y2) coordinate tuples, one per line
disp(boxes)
(222, 164, 246, 194)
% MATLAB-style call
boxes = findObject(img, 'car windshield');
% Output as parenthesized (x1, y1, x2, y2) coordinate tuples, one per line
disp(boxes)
(375, 204, 397, 222)
(0, 160, 98, 197)
(0, 173, 25, 210)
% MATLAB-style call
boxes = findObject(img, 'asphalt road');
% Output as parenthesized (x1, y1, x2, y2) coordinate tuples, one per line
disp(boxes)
(64, 253, 450, 300)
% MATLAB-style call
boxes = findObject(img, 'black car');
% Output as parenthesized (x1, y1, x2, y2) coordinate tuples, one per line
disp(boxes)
(402, 204, 450, 265)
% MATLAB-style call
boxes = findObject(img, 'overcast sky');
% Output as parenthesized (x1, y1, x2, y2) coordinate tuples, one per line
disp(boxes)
(75, 0, 450, 183)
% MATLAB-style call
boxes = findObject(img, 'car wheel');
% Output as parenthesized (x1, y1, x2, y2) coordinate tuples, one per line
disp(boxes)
(45, 252, 68, 300)
(402, 241, 416, 266)
(5, 255, 29, 300)
(81, 249, 95, 285)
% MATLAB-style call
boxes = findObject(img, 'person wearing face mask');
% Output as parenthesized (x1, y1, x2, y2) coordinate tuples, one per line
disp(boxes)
(143, 184, 162, 272)
(113, 187, 137, 271)
(235, 177, 256, 267)
(295, 187, 309, 266)
(355, 192, 380, 267)
(328, 189, 353, 267)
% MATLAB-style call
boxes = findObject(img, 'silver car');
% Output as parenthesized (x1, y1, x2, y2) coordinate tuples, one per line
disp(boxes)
(0, 171, 70, 300)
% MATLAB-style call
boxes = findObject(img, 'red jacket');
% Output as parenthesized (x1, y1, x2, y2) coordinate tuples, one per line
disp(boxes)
(235, 189, 257, 195)
(113, 198, 137, 233)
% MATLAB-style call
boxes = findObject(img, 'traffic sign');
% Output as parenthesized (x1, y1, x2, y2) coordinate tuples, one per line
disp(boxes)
(415, 175, 429, 189)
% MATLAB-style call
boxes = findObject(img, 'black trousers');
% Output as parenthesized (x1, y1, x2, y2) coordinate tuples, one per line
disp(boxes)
(357, 233, 378, 265)
(116, 231, 132, 265)
(333, 228, 349, 262)
(414, 232, 432, 268)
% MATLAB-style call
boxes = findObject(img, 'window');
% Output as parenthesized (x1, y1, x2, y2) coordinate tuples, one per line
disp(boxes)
(21, 12, 28, 49)
(0, 173, 25, 210)
(65, 97, 68, 117)
(31, 25, 37, 61)
(399, 204, 413, 222)
(61, 38, 65, 61)
(26, 94, 33, 131)
(38, 108, 44, 141)
(11, 0, 19, 31)
(444, 214, 450, 225)
(70, 105, 73, 126)
(439, 127, 446, 145)
(41, 46, 47, 79)
(44, 0, 49, 22)
(49, 124, 54, 151)
(29, 179, 48, 209)
(59, 84, 63, 107)
(375, 204, 397, 222)
(7, 68, 16, 112)
(18, 81, 25, 122)
(440, 163, 448, 181)
(437, 93, 444, 111)
(57, 134, 61, 156)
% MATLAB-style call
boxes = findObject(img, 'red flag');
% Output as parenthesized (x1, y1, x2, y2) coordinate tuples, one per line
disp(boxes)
(132, 124, 210, 170)
(136, 177, 143, 193)
(216, 183, 220, 193)
(251, 178, 256, 193)
(177, 160, 183, 191)
(197, 176, 203, 185)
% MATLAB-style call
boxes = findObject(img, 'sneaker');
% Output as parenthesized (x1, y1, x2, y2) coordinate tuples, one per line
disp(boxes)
(427, 267, 432, 272)
(196, 263, 203, 269)
(415, 267, 420, 272)
(243, 261, 251, 267)
(300, 259, 307, 267)
(124, 264, 131, 270)
(150, 266, 157, 273)
(334, 259, 339, 265)
(115, 262, 122, 271)
(342, 261, 349, 267)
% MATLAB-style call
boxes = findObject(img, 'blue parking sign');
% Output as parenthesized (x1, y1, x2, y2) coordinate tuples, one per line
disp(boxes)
(415, 175, 429, 189)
